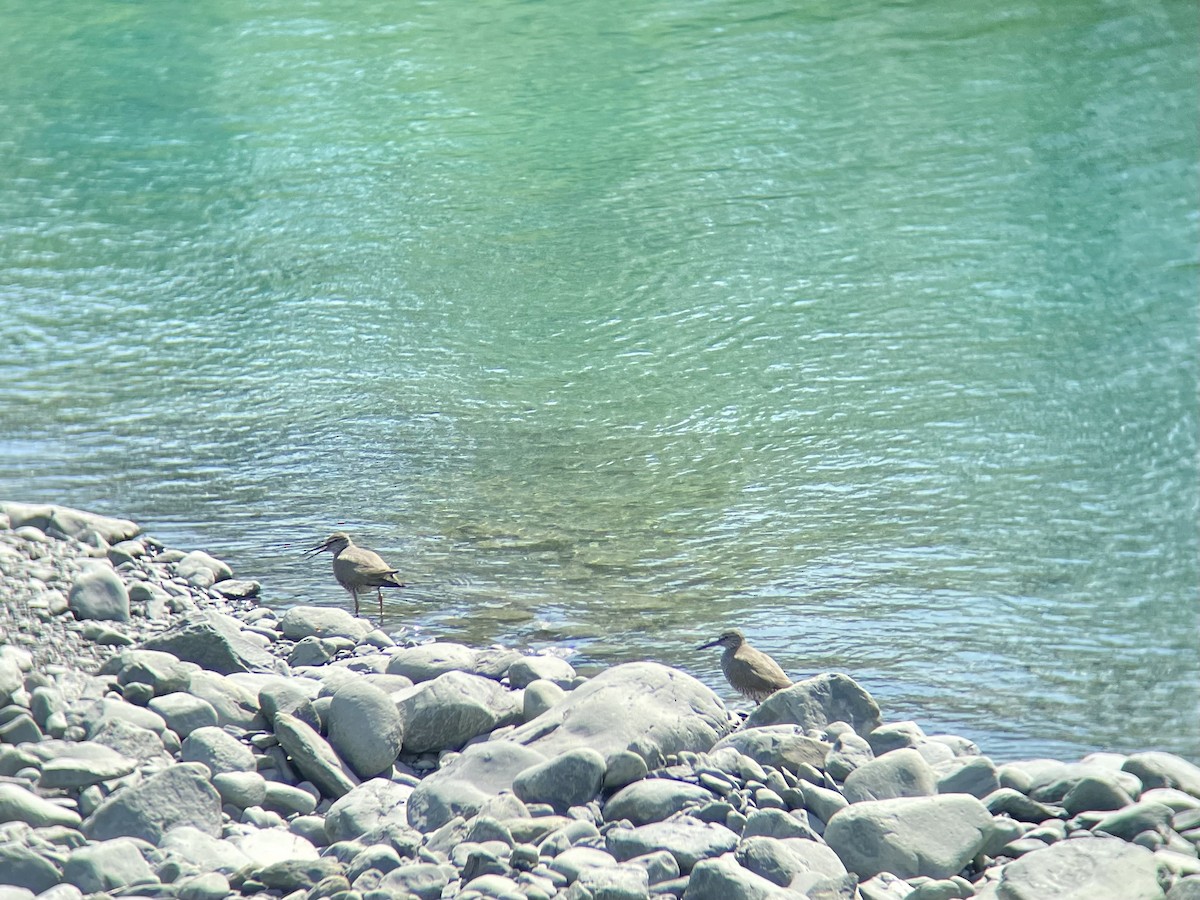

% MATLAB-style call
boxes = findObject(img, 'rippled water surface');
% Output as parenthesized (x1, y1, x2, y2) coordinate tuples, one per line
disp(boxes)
(1, 0, 1197, 761)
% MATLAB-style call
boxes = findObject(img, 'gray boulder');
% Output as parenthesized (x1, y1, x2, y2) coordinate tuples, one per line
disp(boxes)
(1123, 752, 1200, 798)
(0, 656, 22, 704)
(576, 865, 650, 900)
(505, 662, 736, 765)
(842, 748, 937, 803)
(88, 718, 170, 765)
(62, 838, 155, 893)
(4, 503, 139, 544)
(744, 673, 881, 738)
(801, 779, 850, 824)
(512, 747, 606, 812)
(279, 606, 372, 642)
(35, 741, 138, 789)
(1093, 799, 1175, 841)
(231, 829, 319, 867)
(327, 679, 404, 778)
(1169, 878, 1200, 900)
(683, 853, 795, 900)
(736, 835, 847, 888)
(936, 756, 1000, 799)
(867, 722, 926, 757)
(395, 670, 522, 753)
(211, 771, 267, 809)
(84, 762, 222, 842)
(174, 550, 233, 590)
(68, 565, 130, 622)
(604, 779, 717, 825)
(385, 642, 479, 682)
(711, 726, 832, 774)
(823, 794, 994, 879)
(326, 778, 415, 842)
(985, 835, 1165, 900)
(142, 611, 282, 675)
(508, 654, 577, 688)
(148, 692, 219, 738)
(212, 579, 260, 600)
(0, 783, 83, 827)
(0, 843, 62, 892)
(605, 749, 651, 791)
(180, 725, 255, 775)
(101, 648, 198, 695)
(826, 732, 875, 781)
(407, 741, 547, 832)
(523, 679, 567, 721)
(1061, 773, 1135, 815)
(186, 671, 265, 730)
(742, 808, 820, 841)
(1022, 759, 1141, 803)
(608, 818, 740, 873)
(273, 712, 359, 799)
(159, 826, 252, 876)
(258, 681, 321, 730)
(376, 863, 452, 900)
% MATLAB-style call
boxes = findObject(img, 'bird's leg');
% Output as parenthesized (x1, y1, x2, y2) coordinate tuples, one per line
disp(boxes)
(377, 587, 384, 622)
(352, 589, 359, 617)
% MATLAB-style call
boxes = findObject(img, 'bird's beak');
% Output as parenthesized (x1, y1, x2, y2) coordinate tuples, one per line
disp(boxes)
(301, 541, 328, 558)
(696, 638, 721, 651)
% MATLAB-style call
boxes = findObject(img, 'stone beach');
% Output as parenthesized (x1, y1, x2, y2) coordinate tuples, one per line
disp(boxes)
(0, 502, 1198, 900)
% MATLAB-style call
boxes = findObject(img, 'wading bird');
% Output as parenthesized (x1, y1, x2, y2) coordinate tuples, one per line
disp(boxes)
(697, 628, 792, 703)
(303, 531, 405, 619)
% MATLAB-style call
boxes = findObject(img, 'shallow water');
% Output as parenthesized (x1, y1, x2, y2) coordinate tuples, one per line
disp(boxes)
(1, 0, 1197, 762)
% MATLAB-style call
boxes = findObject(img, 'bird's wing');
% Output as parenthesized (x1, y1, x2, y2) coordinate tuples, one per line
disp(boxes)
(731, 653, 792, 693)
(339, 549, 402, 585)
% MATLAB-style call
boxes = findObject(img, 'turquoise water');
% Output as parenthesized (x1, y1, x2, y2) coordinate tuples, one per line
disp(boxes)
(1, 0, 1197, 762)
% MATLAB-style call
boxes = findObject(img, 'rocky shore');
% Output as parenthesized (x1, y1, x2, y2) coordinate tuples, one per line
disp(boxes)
(0, 502, 1197, 900)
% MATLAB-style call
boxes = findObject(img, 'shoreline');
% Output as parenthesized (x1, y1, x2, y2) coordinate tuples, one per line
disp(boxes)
(1, 501, 1197, 900)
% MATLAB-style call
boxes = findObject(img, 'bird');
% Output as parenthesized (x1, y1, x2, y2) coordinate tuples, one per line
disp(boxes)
(302, 531, 406, 619)
(696, 628, 792, 703)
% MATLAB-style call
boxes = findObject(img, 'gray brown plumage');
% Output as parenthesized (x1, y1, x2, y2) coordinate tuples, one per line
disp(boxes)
(697, 628, 791, 703)
(303, 531, 405, 618)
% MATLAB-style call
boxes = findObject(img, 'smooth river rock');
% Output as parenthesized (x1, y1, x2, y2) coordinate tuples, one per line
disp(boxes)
(385, 642, 479, 682)
(512, 746, 606, 812)
(0, 782, 83, 828)
(407, 741, 547, 832)
(977, 835, 1166, 900)
(604, 778, 717, 826)
(67, 565, 130, 622)
(505, 662, 736, 765)
(142, 611, 282, 675)
(841, 747, 938, 803)
(279, 606, 372, 642)
(710, 725, 833, 775)
(608, 817, 740, 873)
(325, 778, 415, 843)
(272, 712, 359, 799)
(394, 670, 522, 753)
(180, 725, 256, 775)
(84, 762, 222, 843)
(743, 672, 882, 738)
(327, 678, 404, 778)
(824, 793, 994, 880)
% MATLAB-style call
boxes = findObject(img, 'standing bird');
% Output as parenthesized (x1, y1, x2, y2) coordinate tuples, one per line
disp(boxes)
(696, 628, 792, 703)
(303, 532, 405, 619)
